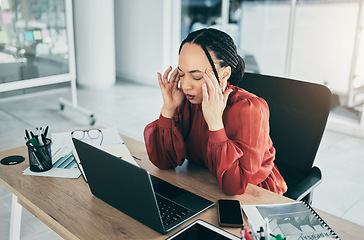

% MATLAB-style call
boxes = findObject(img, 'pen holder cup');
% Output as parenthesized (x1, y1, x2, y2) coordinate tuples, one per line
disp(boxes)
(26, 138, 52, 172)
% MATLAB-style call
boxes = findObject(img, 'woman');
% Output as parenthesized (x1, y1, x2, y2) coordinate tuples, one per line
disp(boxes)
(144, 28, 287, 195)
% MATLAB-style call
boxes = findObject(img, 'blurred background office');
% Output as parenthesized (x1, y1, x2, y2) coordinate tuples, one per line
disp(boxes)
(1, 0, 364, 239)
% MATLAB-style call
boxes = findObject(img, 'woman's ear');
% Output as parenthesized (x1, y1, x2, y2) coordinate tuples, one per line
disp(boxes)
(222, 66, 231, 81)
(220, 66, 231, 91)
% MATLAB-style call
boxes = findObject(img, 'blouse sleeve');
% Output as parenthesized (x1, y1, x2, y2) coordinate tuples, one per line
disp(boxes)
(143, 114, 187, 169)
(205, 97, 275, 195)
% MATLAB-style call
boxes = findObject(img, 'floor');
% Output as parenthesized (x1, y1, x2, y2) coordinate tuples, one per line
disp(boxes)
(1, 79, 364, 239)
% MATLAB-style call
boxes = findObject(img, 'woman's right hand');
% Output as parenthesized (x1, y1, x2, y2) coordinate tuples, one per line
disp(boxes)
(158, 66, 185, 118)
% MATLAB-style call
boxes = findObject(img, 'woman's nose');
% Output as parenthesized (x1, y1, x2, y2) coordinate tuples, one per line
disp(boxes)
(181, 77, 192, 90)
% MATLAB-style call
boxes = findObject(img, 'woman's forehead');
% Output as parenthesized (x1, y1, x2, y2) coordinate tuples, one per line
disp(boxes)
(178, 43, 211, 72)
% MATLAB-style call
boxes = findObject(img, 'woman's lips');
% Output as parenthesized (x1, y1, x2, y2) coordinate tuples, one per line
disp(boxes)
(185, 94, 195, 100)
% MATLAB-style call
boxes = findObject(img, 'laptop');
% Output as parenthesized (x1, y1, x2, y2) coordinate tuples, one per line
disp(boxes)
(72, 138, 214, 234)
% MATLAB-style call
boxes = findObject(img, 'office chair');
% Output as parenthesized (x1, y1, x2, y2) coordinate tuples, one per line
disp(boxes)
(238, 72, 332, 204)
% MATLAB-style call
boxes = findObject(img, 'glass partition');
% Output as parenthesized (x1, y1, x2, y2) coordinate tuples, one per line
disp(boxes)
(181, 0, 223, 41)
(239, 0, 291, 75)
(0, 0, 72, 86)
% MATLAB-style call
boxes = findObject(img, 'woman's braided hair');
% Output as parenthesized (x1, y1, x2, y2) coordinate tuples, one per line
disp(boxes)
(178, 28, 245, 86)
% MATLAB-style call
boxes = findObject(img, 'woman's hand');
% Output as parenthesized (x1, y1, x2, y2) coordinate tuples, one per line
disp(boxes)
(158, 67, 185, 118)
(202, 69, 233, 131)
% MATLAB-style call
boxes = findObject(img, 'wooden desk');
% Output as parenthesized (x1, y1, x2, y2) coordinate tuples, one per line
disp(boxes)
(0, 134, 363, 239)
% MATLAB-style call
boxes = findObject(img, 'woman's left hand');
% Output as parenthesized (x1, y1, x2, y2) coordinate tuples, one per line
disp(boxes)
(202, 69, 233, 131)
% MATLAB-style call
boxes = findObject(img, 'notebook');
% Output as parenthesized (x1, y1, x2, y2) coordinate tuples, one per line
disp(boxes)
(242, 201, 340, 240)
(72, 138, 214, 234)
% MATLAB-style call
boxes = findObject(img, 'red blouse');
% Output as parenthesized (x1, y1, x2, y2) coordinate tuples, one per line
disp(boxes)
(144, 84, 287, 195)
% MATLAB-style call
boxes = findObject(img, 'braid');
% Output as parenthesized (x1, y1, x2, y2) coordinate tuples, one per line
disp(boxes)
(179, 28, 245, 86)
(201, 45, 220, 83)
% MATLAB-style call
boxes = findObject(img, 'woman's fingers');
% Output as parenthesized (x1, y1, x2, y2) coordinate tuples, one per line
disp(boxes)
(223, 88, 233, 105)
(173, 74, 180, 88)
(170, 68, 179, 84)
(204, 69, 222, 99)
(159, 66, 179, 88)
(161, 66, 180, 85)
(204, 70, 214, 92)
(157, 72, 163, 86)
(206, 69, 220, 89)
(202, 83, 209, 102)
(162, 66, 173, 83)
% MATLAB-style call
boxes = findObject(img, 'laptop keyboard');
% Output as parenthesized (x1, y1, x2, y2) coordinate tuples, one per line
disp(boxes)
(156, 194, 192, 226)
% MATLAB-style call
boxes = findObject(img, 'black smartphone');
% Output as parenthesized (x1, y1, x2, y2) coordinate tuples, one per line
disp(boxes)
(217, 199, 244, 227)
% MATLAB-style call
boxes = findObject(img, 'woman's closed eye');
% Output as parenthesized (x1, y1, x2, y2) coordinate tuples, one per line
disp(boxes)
(191, 73, 203, 80)
(179, 73, 202, 80)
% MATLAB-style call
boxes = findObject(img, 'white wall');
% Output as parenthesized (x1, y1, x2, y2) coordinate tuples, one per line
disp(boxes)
(74, 0, 115, 89)
(114, 0, 164, 87)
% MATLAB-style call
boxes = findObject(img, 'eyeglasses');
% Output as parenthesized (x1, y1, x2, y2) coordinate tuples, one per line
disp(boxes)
(71, 129, 103, 145)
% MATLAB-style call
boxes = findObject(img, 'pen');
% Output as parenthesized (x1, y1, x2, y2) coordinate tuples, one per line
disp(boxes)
(41, 134, 47, 145)
(241, 225, 246, 240)
(258, 227, 264, 240)
(270, 233, 285, 240)
(25, 130, 30, 141)
(247, 217, 259, 240)
(30, 131, 35, 139)
(30, 137, 39, 147)
(37, 135, 43, 145)
(244, 227, 252, 240)
(30, 148, 44, 171)
(264, 218, 270, 240)
(44, 126, 49, 138)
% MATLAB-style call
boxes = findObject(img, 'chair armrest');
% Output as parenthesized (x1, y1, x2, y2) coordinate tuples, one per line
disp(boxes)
(284, 166, 322, 201)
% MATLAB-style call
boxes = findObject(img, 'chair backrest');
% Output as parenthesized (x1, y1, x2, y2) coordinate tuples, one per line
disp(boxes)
(238, 73, 332, 183)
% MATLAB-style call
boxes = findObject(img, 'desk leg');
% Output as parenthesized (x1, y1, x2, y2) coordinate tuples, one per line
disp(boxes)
(9, 194, 22, 240)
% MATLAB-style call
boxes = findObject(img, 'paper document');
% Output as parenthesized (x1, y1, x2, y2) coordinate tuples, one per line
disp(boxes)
(241, 202, 339, 240)
(98, 144, 138, 166)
